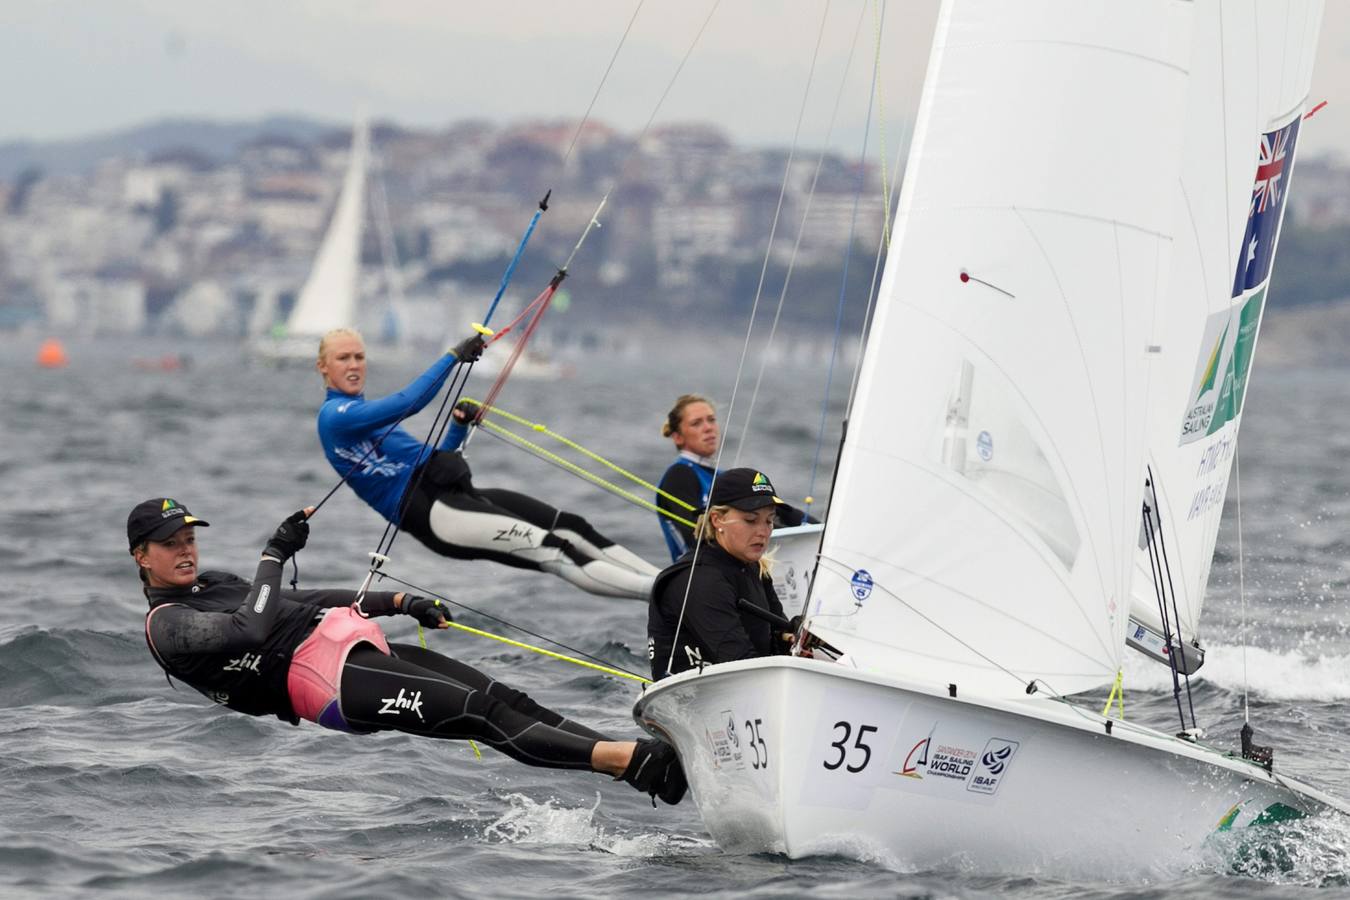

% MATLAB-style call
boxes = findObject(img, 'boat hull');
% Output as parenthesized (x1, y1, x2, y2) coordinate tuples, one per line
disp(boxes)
(633, 657, 1344, 876)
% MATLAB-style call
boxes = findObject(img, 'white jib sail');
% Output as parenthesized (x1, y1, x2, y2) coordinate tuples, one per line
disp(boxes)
(1128, 0, 1324, 653)
(807, 0, 1195, 698)
(286, 116, 370, 338)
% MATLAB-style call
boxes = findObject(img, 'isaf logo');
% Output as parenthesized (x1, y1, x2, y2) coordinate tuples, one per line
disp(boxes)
(967, 738, 1020, 795)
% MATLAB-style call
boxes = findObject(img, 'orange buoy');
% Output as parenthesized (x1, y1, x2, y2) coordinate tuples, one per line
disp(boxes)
(36, 338, 69, 369)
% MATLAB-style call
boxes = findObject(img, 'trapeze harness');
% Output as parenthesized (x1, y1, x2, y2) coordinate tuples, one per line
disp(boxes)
(656, 452, 716, 561)
(143, 561, 605, 767)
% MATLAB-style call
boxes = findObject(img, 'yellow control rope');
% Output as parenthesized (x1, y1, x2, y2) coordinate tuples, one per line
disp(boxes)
(1100, 670, 1125, 719)
(459, 397, 698, 528)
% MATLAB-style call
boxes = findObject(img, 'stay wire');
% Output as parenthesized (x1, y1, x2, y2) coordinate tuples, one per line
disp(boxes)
(807, 0, 882, 509)
(729, 0, 834, 466)
(667, 0, 832, 676)
(845, 125, 910, 418)
(560, 0, 648, 168)
(740, 0, 868, 458)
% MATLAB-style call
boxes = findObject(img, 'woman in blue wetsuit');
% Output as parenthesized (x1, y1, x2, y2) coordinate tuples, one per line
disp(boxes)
(315, 329, 658, 599)
(131, 497, 684, 804)
(655, 394, 811, 562)
(655, 394, 720, 561)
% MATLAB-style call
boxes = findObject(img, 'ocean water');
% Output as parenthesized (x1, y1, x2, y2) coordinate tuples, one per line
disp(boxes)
(3, 333, 1349, 899)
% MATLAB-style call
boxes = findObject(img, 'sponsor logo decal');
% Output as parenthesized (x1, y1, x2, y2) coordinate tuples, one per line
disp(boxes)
(253, 584, 270, 614)
(705, 709, 744, 769)
(850, 569, 873, 604)
(967, 738, 1020, 795)
(378, 687, 425, 721)
(751, 472, 773, 492)
(976, 430, 994, 462)
(335, 441, 404, 478)
(224, 652, 263, 674)
(1178, 116, 1300, 447)
(493, 523, 536, 544)
(897, 723, 935, 778)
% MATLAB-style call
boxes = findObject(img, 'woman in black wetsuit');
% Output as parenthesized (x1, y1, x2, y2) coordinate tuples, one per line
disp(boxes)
(647, 469, 794, 681)
(130, 497, 684, 804)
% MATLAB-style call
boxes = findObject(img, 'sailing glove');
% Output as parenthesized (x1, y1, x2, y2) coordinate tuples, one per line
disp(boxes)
(403, 595, 453, 628)
(451, 332, 486, 363)
(263, 509, 309, 563)
(452, 399, 479, 423)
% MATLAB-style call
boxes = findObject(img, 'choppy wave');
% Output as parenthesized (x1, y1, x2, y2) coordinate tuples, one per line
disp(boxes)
(1124, 643, 1350, 701)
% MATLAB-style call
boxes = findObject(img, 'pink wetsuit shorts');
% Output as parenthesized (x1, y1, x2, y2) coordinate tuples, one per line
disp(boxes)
(287, 606, 389, 732)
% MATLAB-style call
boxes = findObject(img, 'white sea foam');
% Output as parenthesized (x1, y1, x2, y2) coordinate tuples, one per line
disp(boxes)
(483, 793, 707, 857)
(1123, 643, 1350, 700)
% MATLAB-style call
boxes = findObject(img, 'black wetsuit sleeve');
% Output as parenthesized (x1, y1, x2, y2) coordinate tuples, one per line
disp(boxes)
(148, 559, 287, 654)
(775, 502, 811, 527)
(668, 566, 762, 664)
(288, 588, 401, 615)
(657, 466, 701, 545)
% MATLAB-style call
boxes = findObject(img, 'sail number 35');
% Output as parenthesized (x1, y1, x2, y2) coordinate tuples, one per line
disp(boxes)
(823, 721, 878, 773)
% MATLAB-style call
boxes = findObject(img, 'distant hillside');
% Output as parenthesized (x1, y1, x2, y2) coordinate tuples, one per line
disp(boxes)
(0, 115, 341, 179)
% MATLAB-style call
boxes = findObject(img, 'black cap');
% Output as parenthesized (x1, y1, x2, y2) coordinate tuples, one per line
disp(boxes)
(708, 468, 785, 512)
(127, 498, 209, 550)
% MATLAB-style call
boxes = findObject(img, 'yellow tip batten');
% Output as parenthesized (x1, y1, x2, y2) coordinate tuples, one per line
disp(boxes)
(804, 496, 814, 505)
(533, 423, 547, 431)
(471, 323, 495, 336)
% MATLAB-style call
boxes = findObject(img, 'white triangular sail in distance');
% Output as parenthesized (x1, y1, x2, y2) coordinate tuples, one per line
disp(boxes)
(285, 116, 370, 339)
(1126, 1, 1323, 671)
(804, 0, 1194, 699)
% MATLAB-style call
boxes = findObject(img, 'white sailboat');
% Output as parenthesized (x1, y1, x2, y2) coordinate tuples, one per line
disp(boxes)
(254, 116, 370, 363)
(633, 0, 1345, 875)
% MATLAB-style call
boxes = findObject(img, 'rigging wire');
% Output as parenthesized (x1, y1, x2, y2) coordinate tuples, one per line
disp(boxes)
(845, 122, 910, 419)
(869, 0, 895, 250)
(738, 0, 870, 460)
(560, 0, 648, 168)
(1146, 467, 1199, 729)
(666, 0, 834, 676)
(806, 0, 886, 510)
(1142, 484, 1193, 733)
(728, 0, 835, 467)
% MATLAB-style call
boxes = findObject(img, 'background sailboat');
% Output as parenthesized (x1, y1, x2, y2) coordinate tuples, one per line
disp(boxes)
(253, 115, 371, 364)
(634, 0, 1344, 875)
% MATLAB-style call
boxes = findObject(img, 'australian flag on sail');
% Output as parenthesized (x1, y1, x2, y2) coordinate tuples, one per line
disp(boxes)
(1231, 117, 1301, 297)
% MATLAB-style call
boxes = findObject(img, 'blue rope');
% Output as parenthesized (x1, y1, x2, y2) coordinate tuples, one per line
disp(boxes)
(805, 8, 884, 509)
(482, 191, 550, 327)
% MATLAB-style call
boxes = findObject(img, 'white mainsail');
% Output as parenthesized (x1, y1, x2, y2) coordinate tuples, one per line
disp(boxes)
(285, 116, 370, 338)
(1127, 1, 1323, 662)
(805, 0, 1195, 698)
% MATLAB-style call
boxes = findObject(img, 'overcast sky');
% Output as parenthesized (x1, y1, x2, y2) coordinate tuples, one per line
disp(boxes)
(2, 1, 1347, 160)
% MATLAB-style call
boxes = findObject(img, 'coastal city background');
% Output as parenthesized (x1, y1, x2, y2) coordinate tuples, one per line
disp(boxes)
(4, 114, 1350, 360)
